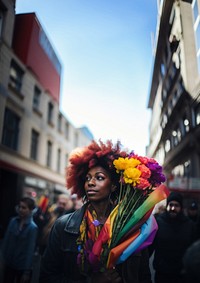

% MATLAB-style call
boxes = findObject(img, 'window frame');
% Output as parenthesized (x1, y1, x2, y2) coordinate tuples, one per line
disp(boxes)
(30, 129, 39, 160)
(9, 60, 24, 93)
(2, 108, 20, 150)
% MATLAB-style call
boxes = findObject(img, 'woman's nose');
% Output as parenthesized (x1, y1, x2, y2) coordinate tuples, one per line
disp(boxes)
(88, 176, 96, 186)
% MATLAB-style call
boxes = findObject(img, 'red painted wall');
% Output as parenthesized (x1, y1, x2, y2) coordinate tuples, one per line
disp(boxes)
(12, 13, 61, 103)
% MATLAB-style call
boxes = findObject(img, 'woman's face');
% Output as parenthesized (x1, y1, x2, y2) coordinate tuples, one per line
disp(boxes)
(84, 166, 114, 202)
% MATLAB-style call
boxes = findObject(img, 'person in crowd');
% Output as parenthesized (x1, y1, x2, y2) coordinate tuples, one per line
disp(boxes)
(186, 200, 200, 238)
(1, 197, 38, 283)
(71, 193, 83, 210)
(149, 191, 196, 283)
(182, 239, 200, 283)
(54, 193, 75, 217)
(37, 193, 76, 255)
(187, 200, 199, 222)
(39, 140, 153, 283)
(33, 196, 51, 255)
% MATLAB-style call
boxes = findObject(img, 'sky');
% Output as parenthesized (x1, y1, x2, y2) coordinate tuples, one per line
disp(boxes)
(16, 0, 158, 155)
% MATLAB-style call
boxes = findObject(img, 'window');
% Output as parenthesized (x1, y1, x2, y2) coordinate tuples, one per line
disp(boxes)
(165, 78, 171, 92)
(172, 89, 178, 106)
(184, 160, 191, 177)
(9, 60, 24, 93)
(47, 102, 54, 124)
(0, 10, 4, 38)
(162, 89, 167, 100)
(2, 108, 20, 150)
(160, 63, 166, 77)
(172, 124, 182, 147)
(65, 153, 69, 166)
(46, 140, 52, 167)
(183, 118, 190, 133)
(177, 128, 182, 143)
(167, 102, 172, 116)
(33, 86, 41, 110)
(57, 148, 61, 172)
(74, 132, 78, 147)
(161, 113, 168, 129)
(65, 122, 69, 139)
(195, 104, 200, 125)
(30, 129, 39, 160)
(172, 130, 178, 147)
(57, 113, 62, 132)
(177, 80, 184, 96)
(165, 139, 171, 153)
(170, 34, 179, 53)
(39, 29, 62, 75)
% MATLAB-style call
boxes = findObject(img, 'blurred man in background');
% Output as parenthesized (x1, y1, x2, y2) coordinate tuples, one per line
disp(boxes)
(149, 192, 196, 283)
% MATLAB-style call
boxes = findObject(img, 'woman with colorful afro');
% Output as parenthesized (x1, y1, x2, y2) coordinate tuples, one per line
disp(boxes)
(39, 140, 152, 283)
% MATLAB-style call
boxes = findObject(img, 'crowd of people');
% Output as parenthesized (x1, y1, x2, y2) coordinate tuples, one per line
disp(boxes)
(33, 193, 79, 255)
(0, 140, 200, 283)
(0, 192, 80, 283)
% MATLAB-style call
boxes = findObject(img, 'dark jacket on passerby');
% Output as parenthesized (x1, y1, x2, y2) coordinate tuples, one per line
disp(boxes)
(182, 239, 200, 283)
(2, 215, 38, 271)
(149, 211, 196, 281)
(40, 204, 152, 283)
(187, 201, 200, 239)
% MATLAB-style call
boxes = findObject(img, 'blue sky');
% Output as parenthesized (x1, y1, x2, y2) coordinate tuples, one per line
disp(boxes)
(16, 0, 158, 155)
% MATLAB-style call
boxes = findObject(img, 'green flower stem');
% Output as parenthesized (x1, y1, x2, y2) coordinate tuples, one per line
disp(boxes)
(119, 189, 143, 234)
(118, 186, 135, 227)
(111, 173, 123, 243)
(111, 185, 138, 247)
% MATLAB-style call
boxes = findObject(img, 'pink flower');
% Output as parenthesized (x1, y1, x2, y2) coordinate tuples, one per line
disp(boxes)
(137, 164, 151, 179)
(136, 178, 151, 190)
(134, 155, 150, 165)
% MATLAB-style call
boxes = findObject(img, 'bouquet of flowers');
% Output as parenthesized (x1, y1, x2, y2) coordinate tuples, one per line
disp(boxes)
(78, 152, 169, 272)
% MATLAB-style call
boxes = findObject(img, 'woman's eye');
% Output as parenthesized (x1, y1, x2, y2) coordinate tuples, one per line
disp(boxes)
(85, 176, 91, 181)
(97, 175, 104, 181)
(85, 175, 105, 181)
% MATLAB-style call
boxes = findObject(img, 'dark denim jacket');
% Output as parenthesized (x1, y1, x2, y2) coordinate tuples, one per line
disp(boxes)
(2, 215, 38, 271)
(39, 204, 152, 283)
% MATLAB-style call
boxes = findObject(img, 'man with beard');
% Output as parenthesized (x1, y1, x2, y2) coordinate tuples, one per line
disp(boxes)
(149, 192, 196, 283)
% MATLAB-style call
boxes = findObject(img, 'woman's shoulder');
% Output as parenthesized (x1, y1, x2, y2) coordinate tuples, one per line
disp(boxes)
(54, 204, 87, 232)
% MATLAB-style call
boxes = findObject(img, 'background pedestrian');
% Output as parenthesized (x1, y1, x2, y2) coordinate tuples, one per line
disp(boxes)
(149, 191, 196, 283)
(1, 197, 38, 283)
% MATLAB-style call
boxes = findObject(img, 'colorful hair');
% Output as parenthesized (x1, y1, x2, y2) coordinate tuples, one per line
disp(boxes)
(66, 140, 127, 198)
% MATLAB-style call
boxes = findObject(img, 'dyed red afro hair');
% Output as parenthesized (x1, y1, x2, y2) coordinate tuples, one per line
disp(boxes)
(66, 140, 127, 198)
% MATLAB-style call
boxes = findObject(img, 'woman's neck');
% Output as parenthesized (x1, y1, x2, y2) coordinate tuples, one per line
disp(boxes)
(89, 201, 112, 224)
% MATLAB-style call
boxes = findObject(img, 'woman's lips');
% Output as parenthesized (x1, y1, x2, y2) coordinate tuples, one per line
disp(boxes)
(86, 190, 97, 195)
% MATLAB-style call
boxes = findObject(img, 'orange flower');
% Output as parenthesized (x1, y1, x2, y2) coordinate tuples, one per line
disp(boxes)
(137, 164, 151, 179)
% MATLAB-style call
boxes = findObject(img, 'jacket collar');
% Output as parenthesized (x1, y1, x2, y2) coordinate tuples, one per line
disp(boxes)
(16, 215, 33, 225)
(64, 203, 88, 234)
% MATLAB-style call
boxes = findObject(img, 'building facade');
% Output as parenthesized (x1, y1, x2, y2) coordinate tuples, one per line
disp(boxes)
(0, 0, 93, 236)
(147, 0, 200, 201)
